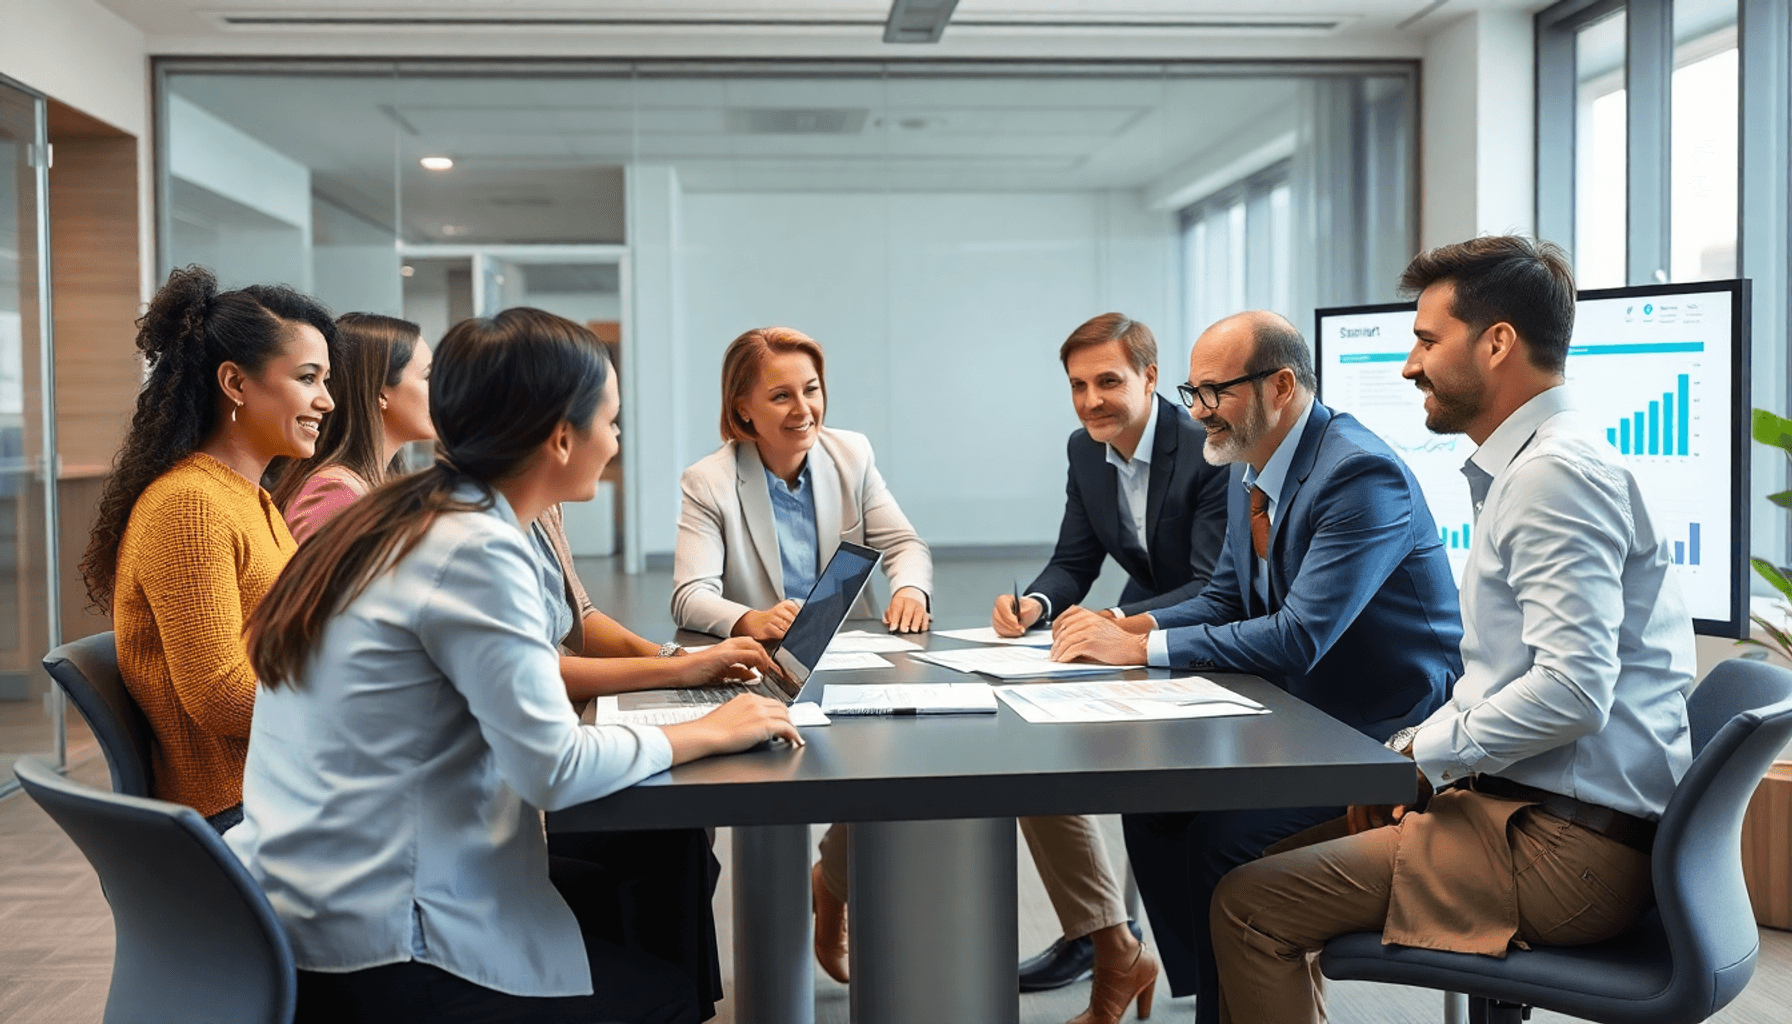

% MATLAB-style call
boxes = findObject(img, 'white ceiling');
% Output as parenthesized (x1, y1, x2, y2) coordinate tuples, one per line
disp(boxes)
(171, 68, 1333, 242)
(108, 1, 1546, 58)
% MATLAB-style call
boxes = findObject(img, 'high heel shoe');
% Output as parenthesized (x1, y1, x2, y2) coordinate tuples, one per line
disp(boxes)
(811, 862, 850, 983)
(1065, 941, 1158, 1024)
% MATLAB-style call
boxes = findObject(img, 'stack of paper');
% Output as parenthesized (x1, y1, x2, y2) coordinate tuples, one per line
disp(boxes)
(931, 626, 1054, 647)
(910, 646, 1139, 680)
(813, 652, 895, 672)
(820, 683, 997, 715)
(995, 677, 1268, 724)
(826, 630, 924, 654)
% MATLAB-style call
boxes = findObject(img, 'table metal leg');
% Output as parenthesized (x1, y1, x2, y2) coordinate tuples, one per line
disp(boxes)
(849, 817, 1019, 1024)
(1444, 990, 1469, 1024)
(731, 824, 814, 1024)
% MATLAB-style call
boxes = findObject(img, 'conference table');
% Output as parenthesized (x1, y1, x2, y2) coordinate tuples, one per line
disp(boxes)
(552, 620, 1417, 1024)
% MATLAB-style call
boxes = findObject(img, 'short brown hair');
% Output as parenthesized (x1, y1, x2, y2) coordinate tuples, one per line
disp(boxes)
(719, 327, 828, 442)
(1398, 235, 1576, 373)
(1059, 313, 1156, 374)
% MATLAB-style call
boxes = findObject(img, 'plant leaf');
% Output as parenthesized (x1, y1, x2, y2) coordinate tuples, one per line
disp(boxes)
(1751, 558, 1792, 603)
(1770, 490, 1792, 509)
(1753, 408, 1792, 450)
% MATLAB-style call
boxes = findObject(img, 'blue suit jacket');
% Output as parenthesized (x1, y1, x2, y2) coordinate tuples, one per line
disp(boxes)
(1155, 401, 1463, 741)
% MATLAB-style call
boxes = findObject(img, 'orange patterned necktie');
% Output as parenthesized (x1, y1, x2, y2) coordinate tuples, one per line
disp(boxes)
(1250, 485, 1270, 560)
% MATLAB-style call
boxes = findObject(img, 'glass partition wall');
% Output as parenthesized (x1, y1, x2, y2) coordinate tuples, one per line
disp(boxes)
(0, 75, 62, 792)
(157, 60, 1417, 582)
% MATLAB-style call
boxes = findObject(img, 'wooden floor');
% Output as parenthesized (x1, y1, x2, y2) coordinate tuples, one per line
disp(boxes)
(4, 554, 1790, 1023)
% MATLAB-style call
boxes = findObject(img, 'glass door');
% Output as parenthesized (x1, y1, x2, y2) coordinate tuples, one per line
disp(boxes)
(0, 76, 60, 789)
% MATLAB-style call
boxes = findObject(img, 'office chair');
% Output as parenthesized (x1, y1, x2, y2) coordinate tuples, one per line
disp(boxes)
(12, 755, 296, 1024)
(43, 631, 153, 796)
(1319, 657, 1792, 1024)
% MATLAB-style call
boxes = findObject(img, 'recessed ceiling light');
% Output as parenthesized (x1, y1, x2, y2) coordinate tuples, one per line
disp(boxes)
(400, 265, 415, 277)
(420, 156, 454, 171)
(441, 225, 464, 236)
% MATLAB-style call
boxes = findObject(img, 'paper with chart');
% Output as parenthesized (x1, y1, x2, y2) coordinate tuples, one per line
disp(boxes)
(813, 651, 895, 672)
(995, 677, 1268, 724)
(931, 626, 1054, 647)
(825, 629, 924, 654)
(910, 646, 1140, 680)
(820, 683, 997, 715)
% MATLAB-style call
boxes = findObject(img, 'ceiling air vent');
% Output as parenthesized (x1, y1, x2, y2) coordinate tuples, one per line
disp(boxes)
(725, 108, 869, 136)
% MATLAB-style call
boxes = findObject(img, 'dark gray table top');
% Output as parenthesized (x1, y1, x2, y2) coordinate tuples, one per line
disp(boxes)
(549, 619, 1418, 832)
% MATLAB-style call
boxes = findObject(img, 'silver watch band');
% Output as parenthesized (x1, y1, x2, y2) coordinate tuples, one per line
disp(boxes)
(657, 641, 681, 658)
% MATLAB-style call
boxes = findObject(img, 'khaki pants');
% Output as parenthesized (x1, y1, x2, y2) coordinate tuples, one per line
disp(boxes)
(1208, 795, 1652, 1024)
(816, 815, 1128, 941)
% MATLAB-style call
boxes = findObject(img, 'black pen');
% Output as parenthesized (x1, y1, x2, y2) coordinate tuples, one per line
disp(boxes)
(1012, 580, 1024, 630)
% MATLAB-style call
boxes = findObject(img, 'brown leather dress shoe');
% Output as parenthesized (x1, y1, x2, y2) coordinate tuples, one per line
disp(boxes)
(811, 862, 850, 983)
(1065, 941, 1158, 1024)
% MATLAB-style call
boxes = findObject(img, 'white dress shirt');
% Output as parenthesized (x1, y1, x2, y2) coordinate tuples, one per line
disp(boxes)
(1029, 397, 1163, 621)
(229, 485, 674, 997)
(1409, 386, 1693, 821)
(1145, 398, 1312, 666)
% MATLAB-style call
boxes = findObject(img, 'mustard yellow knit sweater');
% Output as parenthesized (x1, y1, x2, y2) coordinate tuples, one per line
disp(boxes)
(115, 452, 295, 817)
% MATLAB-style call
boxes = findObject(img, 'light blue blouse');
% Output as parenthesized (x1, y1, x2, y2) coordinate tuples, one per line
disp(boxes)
(228, 485, 672, 997)
(765, 463, 819, 600)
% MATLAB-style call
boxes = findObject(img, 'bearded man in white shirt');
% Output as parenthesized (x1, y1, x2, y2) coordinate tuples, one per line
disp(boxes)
(1206, 235, 1696, 1024)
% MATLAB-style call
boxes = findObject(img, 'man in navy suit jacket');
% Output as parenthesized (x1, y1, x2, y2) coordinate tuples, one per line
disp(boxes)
(988, 313, 1230, 1001)
(1053, 310, 1463, 1023)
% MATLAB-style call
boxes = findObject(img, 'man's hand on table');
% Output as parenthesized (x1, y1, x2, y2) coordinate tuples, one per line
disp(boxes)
(1048, 608, 1149, 665)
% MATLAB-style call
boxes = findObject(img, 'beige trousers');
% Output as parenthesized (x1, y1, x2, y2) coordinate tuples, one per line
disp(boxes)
(1208, 797, 1652, 1024)
(816, 814, 1128, 941)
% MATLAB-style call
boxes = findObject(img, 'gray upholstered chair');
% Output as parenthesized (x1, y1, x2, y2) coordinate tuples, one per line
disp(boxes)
(1320, 657, 1792, 1024)
(43, 631, 153, 796)
(11, 755, 295, 1024)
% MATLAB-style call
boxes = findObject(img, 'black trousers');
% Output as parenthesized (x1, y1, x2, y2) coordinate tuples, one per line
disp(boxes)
(1121, 805, 1341, 1024)
(295, 829, 719, 1024)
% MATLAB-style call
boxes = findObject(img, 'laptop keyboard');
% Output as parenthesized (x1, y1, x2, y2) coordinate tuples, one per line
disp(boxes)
(672, 684, 752, 705)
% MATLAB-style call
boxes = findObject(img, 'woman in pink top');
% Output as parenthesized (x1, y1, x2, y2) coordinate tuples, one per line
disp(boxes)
(271, 312, 434, 541)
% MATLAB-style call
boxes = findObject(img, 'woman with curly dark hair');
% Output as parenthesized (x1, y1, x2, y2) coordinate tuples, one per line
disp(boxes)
(80, 265, 336, 834)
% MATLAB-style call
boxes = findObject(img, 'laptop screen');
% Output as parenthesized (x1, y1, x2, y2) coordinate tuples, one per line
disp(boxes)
(771, 541, 883, 692)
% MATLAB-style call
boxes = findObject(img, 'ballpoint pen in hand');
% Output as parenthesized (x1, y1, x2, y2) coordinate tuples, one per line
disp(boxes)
(1013, 580, 1024, 631)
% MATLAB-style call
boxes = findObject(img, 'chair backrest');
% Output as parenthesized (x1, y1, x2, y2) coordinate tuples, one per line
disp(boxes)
(12, 756, 295, 1024)
(1652, 658, 1792, 1020)
(43, 632, 153, 797)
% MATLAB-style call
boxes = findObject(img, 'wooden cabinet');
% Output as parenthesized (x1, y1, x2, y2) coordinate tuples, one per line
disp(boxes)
(1742, 763, 1792, 930)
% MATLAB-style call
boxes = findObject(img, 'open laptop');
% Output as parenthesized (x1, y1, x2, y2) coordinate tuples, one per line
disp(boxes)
(589, 541, 884, 726)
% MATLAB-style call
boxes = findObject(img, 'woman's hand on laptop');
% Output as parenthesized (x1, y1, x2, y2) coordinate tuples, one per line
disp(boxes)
(675, 637, 776, 688)
(884, 587, 930, 633)
(733, 600, 801, 641)
(663, 694, 803, 762)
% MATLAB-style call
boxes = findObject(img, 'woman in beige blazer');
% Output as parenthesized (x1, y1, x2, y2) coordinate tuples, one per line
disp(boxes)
(672, 328, 933, 639)
(672, 327, 933, 984)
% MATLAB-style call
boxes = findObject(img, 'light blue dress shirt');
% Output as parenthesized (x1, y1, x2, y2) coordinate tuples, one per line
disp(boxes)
(1146, 398, 1312, 666)
(1409, 387, 1694, 820)
(765, 463, 819, 600)
(228, 485, 673, 997)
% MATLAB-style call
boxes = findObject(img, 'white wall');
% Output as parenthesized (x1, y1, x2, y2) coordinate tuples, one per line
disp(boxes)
(1421, 10, 1538, 249)
(167, 94, 314, 292)
(0, 0, 152, 299)
(312, 196, 401, 316)
(639, 186, 1177, 557)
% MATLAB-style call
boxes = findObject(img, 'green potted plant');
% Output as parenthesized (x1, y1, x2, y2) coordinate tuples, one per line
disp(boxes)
(1743, 409, 1792, 661)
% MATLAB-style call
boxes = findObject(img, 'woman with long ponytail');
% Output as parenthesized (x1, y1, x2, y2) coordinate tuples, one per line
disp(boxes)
(82, 265, 335, 834)
(233, 308, 796, 1024)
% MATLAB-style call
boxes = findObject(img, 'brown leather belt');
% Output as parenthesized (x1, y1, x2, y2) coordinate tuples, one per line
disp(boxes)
(1452, 774, 1657, 854)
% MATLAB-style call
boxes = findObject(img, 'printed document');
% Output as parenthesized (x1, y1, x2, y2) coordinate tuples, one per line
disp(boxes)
(813, 651, 895, 672)
(826, 630, 924, 653)
(931, 626, 1054, 647)
(820, 683, 997, 715)
(995, 677, 1268, 724)
(910, 646, 1140, 680)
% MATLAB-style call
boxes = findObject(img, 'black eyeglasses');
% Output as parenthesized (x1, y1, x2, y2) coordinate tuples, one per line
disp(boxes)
(1177, 368, 1281, 410)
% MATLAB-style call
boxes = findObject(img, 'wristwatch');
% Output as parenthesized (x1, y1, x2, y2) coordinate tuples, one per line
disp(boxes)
(657, 641, 682, 658)
(1385, 725, 1420, 754)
